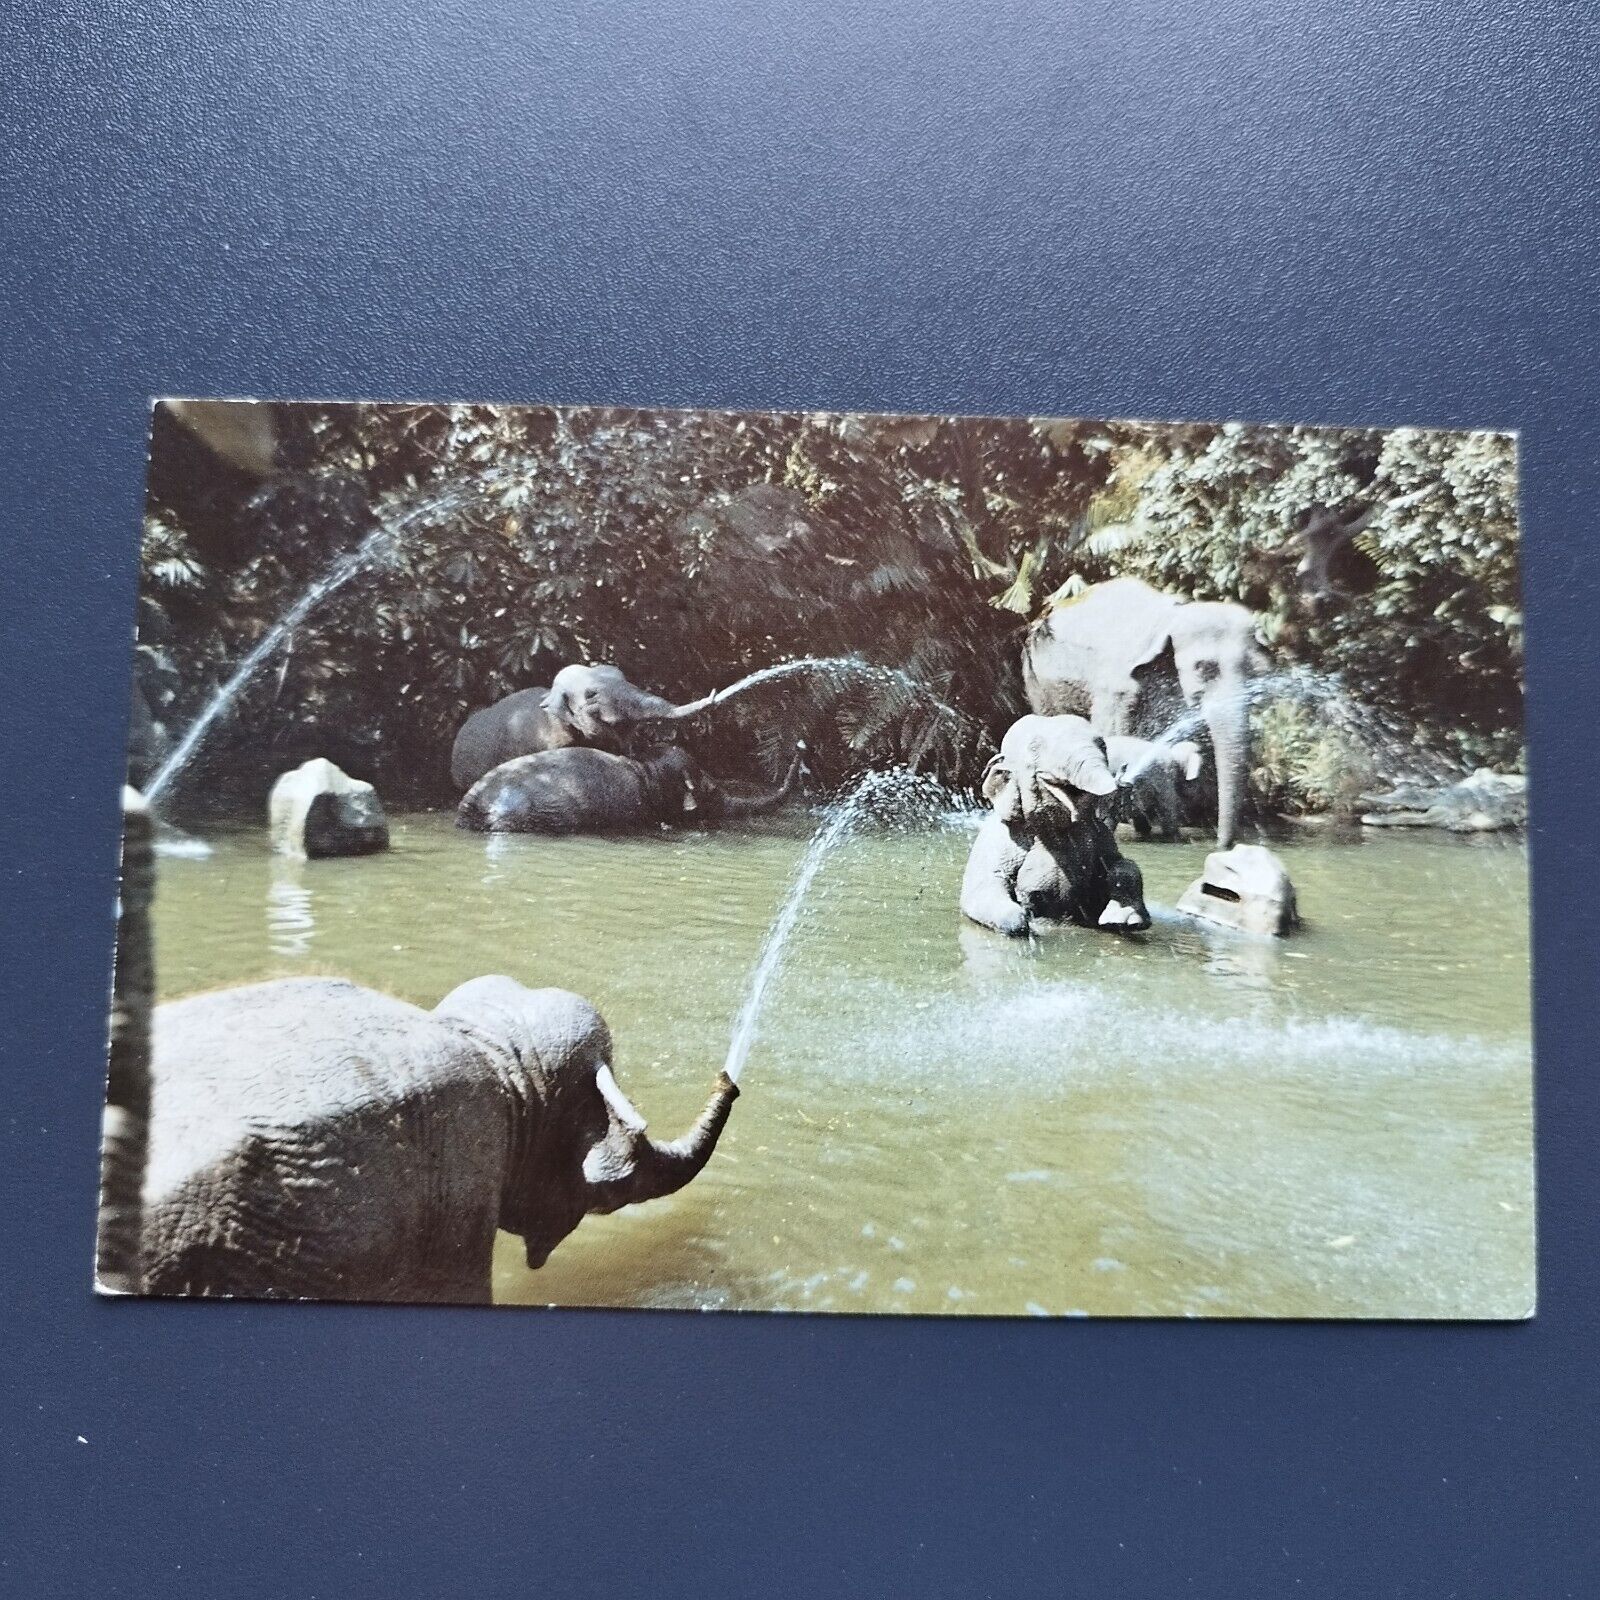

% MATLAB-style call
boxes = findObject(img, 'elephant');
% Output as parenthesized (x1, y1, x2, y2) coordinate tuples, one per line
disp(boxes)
(1022, 577, 1269, 849)
(457, 742, 803, 835)
(960, 714, 1151, 938)
(132, 974, 740, 1303)
(451, 664, 727, 791)
(1103, 733, 1204, 842)
(268, 757, 390, 858)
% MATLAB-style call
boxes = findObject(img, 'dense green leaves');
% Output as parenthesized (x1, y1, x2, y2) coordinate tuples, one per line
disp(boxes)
(138, 403, 1522, 812)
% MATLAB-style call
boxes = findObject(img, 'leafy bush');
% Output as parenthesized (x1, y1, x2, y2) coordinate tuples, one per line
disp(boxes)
(138, 403, 1523, 812)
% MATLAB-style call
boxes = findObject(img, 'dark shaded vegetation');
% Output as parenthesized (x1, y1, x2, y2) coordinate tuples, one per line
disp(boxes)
(137, 402, 1523, 812)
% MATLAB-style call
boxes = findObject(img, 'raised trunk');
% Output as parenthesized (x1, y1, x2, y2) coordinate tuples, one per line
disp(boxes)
(613, 1073, 740, 1206)
(96, 788, 154, 1293)
(1203, 685, 1248, 850)
(665, 687, 725, 719)
(621, 686, 687, 722)
(715, 748, 805, 818)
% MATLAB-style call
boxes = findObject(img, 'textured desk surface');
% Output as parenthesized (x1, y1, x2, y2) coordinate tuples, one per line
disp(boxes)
(2, 3, 1595, 1594)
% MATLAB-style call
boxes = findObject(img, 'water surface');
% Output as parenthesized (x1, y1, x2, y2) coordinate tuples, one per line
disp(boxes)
(151, 810, 1534, 1318)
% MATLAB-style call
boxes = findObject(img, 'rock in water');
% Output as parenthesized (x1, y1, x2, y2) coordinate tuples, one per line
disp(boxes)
(1359, 769, 1526, 833)
(269, 758, 389, 859)
(1178, 844, 1300, 937)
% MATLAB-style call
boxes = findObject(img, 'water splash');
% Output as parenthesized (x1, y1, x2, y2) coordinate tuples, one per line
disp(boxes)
(144, 486, 466, 805)
(691, 655, 974, 734)
(1117, 666, 1496, 795)
(723, 768, 917, 1083)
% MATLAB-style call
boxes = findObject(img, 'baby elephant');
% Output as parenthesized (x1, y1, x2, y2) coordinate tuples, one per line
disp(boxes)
(1103, 734, 1204, 842)
(961, 715, 1151, 938)
(135, 976, 739, 1303)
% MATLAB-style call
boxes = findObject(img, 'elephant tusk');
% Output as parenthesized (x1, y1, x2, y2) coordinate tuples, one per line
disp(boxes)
(1037, 777, 1078, 819)
(593, 1063, 646, 1132)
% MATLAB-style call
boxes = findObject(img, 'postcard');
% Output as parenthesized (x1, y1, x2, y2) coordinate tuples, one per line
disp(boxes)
(96, 399, 1532, 1316)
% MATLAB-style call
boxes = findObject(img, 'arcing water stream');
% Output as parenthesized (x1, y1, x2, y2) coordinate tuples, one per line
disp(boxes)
(143, 486, 470, 805)
(723, 773, 881, 1082)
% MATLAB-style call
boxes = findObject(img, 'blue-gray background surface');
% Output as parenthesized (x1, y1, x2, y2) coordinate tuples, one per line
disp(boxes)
(3, 3, 1595, 1595)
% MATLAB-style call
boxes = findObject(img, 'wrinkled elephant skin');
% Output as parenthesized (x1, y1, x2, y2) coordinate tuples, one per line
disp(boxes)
(457, 744, 801, 835)
(137, 976, 739, 1302)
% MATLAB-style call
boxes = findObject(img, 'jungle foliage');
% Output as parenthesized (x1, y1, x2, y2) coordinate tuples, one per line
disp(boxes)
(136, 402, 1522, 810)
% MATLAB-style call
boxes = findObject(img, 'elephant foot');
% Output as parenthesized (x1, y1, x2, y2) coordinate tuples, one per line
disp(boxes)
(1097, 899, 1147, 932)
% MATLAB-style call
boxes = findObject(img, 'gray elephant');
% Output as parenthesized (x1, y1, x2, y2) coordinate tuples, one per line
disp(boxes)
(458, 743, 802, 835)
(451, 664, 726, 791)
(960, 715, 1151, 937)
(134, 974, 739, 1302)
(1103, 733, 1204, 842)
(1022, 577, 1269, 849)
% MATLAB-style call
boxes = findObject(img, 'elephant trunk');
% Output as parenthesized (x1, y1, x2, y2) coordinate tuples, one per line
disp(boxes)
(1202, 683, 1249, 850)
(664, 688, 725, 720)
(97, 788, 154, 1293)
(623, 687, 690, 722)
(618, 1073, 741, 1205)
(715, 747, 805, 819)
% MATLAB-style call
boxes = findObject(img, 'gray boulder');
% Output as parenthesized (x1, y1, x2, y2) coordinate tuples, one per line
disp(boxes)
(1178, 844, 1300, 937)
(269, 758, 389, 859)
(1360, 769, 1526, 833)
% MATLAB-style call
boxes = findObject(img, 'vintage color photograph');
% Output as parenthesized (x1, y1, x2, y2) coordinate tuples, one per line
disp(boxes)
(97, 399, 1533, 1317)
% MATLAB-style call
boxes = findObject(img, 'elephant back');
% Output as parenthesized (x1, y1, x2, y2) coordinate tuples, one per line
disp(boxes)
(450, 686, 567, 791)
(457, 747, 653, 833)
(141, 977, 511, 1300)
(143, 979, 470, 1201)
(1023, 578, 1177, 714)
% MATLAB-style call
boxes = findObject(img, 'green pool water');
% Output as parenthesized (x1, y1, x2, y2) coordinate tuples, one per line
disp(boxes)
(148, 808, 1535, 1318)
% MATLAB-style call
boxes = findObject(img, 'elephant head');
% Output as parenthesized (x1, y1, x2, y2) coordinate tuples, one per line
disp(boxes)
(981, 714, 1119, 831)
(634, 742, 804, 824)
(432, 978, 739, 1269)
(1023, 579, 1268, 851)
(1154, 600, 1269, 852)
(540, 665, 691, 748)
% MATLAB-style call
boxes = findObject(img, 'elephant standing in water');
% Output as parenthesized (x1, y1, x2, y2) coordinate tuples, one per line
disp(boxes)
(451, 664, 726, 790)
(961, 715, 1151, 938)
(1022, 578, 1268, 849)
(458, 743, 802, 834)
(134, 975, 739, 1302)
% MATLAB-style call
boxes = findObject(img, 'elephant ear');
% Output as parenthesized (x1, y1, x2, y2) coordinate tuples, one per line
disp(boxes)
(1055, 739, 1119, 797)
(1062, 578, 1175, 679)
(1125, 617, 1177, 679)
(981, 755, 1023, 822)
(539, 683, 572, 724)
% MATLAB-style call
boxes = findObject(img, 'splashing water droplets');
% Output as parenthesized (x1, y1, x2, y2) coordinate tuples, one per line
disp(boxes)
(723, 769, 938, 1084)
(143, 485, 471, 805)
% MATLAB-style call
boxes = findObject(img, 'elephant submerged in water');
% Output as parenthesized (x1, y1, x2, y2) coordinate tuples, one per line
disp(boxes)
(1022, 577, 1269, 849)
(458, 743, 803, 834)
(451, 663, 729, 791)
(134, 975, 739, 1302)
(961, 715, 1151, 938)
